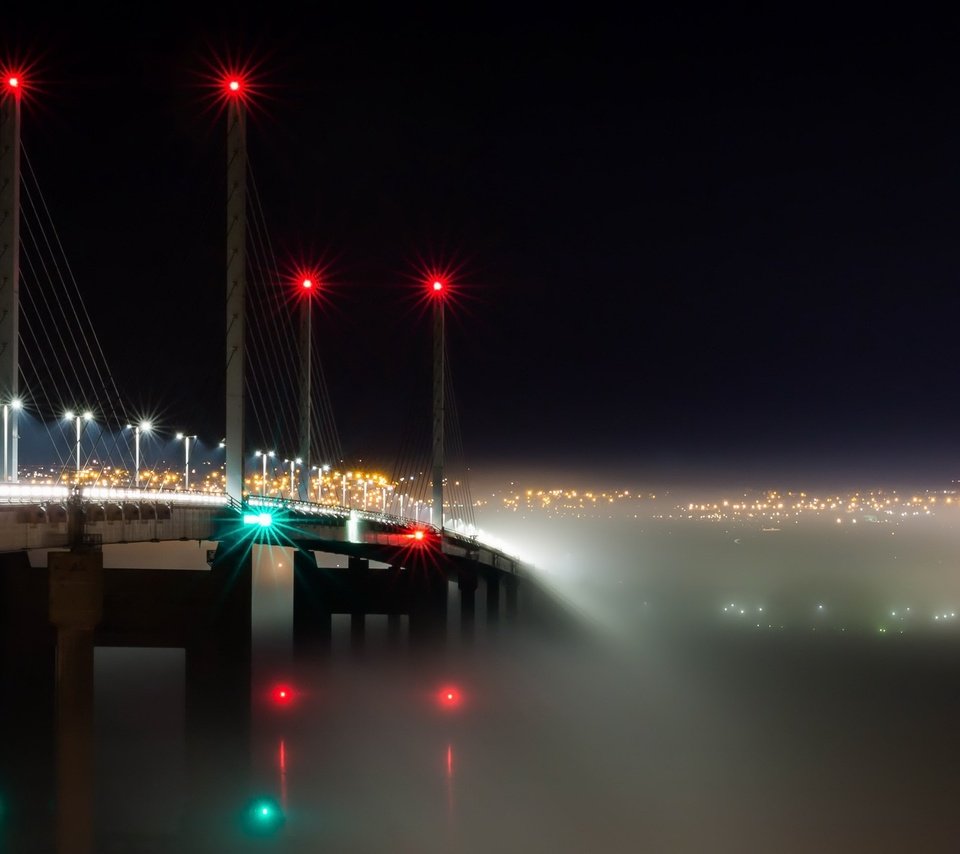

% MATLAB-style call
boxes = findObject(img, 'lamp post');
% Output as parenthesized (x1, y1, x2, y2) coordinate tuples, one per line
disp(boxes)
(3, 397, 21, 481)
(126, 420, 152, 488)
(64, 410, 92, 481)
(312, 463, 330, 503)
(176, 432, 197, 491)
(284, 457, 301, 499)
(256, 450, 275, 497)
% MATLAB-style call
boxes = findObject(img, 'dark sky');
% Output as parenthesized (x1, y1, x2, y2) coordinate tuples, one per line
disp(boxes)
(5, 8, 960, 485)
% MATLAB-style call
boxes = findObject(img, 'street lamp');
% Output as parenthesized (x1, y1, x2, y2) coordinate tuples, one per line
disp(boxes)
(312, 463, 330, 503)
(283, 457, 302, 499)
(64, 410, 93, 480)
(3, 397, 21, 482)
(255, 450, 275, 497)
(176, 432, 197, 491)
(126, 420, 152, 488)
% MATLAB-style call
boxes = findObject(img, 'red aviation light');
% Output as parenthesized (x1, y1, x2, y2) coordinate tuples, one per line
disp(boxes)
(432, 280, 444, 293)
(3, 70, 24, 99)
(224, 75, 245, 97)
(293, 266, 321, 298)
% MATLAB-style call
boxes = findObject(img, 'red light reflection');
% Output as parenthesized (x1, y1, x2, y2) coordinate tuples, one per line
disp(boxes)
(270, 683, 295, 706)
(436, 685, 463, 710)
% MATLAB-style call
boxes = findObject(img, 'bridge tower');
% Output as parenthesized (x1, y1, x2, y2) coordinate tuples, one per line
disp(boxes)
(298, 275, 313, 501)
(0, 74, 21, 482)
(431, 279, 445, 529)
(224, 77, 247, 501)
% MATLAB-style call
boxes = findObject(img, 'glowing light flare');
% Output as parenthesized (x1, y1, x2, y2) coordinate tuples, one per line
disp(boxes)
(269, 683, 295, 706)
(223, 74, 246, 98)
(436, 685, 463, 710)
(2, 68, 25, 99)
(242, 797, 285, 836)
(204, 59, 265, 111)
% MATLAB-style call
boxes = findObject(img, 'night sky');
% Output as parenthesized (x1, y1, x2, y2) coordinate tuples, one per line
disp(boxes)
(5, 8, 960, 486)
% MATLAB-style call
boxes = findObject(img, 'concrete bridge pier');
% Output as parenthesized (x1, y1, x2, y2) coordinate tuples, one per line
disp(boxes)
(182, 545, 252, 847)
(485, 574, 500, 625)
(387, 610, 403, 642)
(0, 553, 56, 853)
(292, 549, 331, 657)
(349, 557, 369, 652)
(458, 569, 477, 643)
(504, 574, 519, 622)
(408, 560, 448, 647)
(48, 547, 103, 854)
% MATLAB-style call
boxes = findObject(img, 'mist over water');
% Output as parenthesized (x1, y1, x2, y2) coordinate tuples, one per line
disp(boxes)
(5, 477, 960, 852)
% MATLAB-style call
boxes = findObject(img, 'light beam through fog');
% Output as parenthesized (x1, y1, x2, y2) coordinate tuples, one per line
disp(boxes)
(3, 467, 960, 851)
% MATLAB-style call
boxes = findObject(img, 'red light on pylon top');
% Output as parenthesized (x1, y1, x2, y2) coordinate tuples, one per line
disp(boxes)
(293, 267, 321, 297)
(222, 74, 246, 99)
(432, 280, 443, 292)
(3, 71, 24, 98)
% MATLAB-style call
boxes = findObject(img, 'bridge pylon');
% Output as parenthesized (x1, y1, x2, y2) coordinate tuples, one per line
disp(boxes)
(0, 74, 22, 482)
(431, 279, 446, 529)
(224, 77, 247, 502)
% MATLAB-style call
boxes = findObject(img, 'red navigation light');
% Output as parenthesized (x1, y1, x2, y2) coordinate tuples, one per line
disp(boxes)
(432, 280, 444, 292)
(405, 527, 435, 545)
(436, 685, 463, 710)
(301, 277, 313, 290)
(7, 77, 18, 89)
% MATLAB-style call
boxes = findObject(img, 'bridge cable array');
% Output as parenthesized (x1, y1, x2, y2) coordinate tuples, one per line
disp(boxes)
(18, 145, 136, 483)
(245, 160, 343, 480)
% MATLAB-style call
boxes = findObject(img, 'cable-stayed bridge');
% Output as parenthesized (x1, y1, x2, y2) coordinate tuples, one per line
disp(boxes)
(0, 68, 530, 644)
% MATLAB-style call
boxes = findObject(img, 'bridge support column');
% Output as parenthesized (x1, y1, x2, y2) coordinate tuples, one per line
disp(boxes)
(0, 553, 55, 852)
(409, 561, 448, 647)
(504, 575, 519, 621)
(486, 574, 500, 625)
(184, 546, 251, 845)
(350, 612, 366, 649)
(293, 549, 331, 657)
(348, 557, 369, 652)
(49, 547, 103, 854)
(458, 570, 477, 643)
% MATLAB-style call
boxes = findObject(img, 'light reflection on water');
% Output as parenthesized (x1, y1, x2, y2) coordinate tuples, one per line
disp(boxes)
(3, 521, 960, 852)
